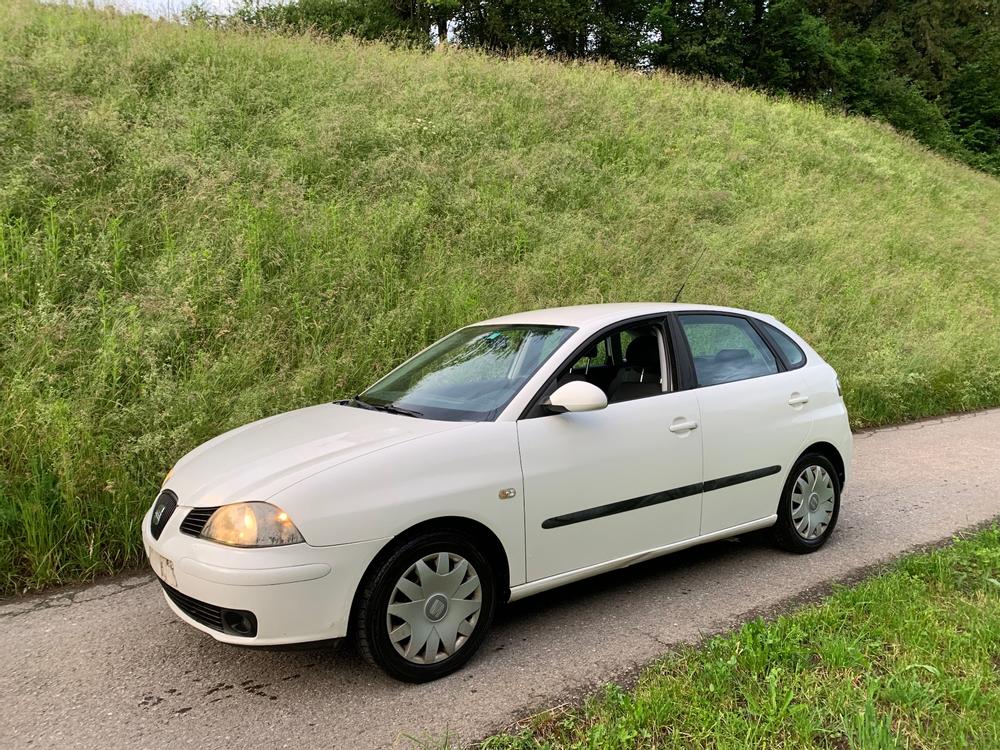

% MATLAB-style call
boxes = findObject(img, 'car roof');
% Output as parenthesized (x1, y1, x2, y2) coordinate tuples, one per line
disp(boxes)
(477, 303, 774, 330)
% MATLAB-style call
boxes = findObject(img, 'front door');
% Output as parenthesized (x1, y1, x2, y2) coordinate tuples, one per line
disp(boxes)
(517, 321, 704, 582)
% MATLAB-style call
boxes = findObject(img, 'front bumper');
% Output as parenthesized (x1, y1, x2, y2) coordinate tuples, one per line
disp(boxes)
(142, 505, 390, 645)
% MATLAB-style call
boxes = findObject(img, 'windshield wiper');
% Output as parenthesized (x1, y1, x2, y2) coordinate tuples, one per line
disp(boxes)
(377, 403, 424, 418)
(344, 396, 423, 418)
(344, 395, 380, 411)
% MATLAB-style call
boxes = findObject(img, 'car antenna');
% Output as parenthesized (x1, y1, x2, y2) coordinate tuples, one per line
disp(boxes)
(672, 245, 711, 303)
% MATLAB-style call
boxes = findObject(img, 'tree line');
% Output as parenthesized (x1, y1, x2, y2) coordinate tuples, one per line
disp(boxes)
(230, 1, 1000, 174)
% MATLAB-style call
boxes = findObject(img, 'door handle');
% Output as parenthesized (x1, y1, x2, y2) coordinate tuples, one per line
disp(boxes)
(669, 420, 699, 433)
(788, 393, 810, 406)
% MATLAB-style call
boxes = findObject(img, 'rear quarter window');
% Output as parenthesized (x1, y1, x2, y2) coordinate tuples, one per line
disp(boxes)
(762, 322, 807, 369)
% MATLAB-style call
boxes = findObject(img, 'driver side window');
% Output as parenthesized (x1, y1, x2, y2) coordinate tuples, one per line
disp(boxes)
(555, 322, 666, 404)
(568, 338, 612, 373)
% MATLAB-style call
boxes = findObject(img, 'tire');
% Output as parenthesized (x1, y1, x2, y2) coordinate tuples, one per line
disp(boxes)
(771, 453, 841, 553)
(354, 529, 497, 682)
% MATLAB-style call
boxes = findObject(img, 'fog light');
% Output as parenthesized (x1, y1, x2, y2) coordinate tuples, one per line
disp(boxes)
(221, 608, 258, 637)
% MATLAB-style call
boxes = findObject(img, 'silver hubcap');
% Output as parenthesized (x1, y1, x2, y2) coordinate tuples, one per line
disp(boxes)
(791, 465, 835, 540)
(386, 552, 483, 665)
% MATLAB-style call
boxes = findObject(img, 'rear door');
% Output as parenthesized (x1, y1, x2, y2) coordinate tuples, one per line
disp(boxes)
(670, 312, 813, 535)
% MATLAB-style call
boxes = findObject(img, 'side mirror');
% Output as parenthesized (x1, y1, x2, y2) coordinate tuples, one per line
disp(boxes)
(544, 381, 608, 414)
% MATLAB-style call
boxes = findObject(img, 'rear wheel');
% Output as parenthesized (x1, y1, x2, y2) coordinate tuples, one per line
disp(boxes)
(354, 530, 497, 682)
(771, 453, 841, 553)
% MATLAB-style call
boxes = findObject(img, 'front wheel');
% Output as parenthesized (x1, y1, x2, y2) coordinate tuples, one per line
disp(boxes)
(354, 530, 497, 682)
(771, 453, 841, 553)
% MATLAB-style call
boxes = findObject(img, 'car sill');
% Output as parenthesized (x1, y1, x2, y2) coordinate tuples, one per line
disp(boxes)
(507, 515, 778, 603)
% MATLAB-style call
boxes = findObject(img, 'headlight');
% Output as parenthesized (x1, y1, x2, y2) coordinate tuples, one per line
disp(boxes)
(201, 502, 305, 547)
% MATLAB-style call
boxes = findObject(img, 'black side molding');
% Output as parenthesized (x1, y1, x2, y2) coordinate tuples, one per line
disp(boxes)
(541, 465, 782, 530)
(703, 465, 782, 492)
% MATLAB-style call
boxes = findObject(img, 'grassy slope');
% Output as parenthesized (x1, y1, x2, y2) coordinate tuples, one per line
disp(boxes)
(481, 528, 1000, 750)
(0, 1, 998, 592)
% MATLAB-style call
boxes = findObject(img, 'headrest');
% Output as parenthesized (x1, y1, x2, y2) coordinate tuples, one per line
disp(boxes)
(715, 348, 752, 363)
(625, 335, 659, 368)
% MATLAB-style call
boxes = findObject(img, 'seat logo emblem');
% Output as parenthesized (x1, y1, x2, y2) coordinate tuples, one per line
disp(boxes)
(153, 505, 165, 524)
(424, 593, 449, 622)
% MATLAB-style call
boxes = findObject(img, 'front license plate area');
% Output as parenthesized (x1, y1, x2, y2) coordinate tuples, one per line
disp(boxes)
(148, 547, 177, 587)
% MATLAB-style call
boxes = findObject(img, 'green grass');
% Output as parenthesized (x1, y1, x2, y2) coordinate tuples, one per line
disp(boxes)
(480, 528, 1000, 749)
(1, 1, 999, 594)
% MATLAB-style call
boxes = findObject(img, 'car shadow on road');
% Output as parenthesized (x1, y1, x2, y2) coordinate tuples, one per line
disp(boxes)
(498, 532, 774, 626)
(203, 532, 778, 692)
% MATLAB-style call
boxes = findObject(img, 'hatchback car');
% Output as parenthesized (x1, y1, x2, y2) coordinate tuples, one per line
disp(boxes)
(143, 303, 851, 681)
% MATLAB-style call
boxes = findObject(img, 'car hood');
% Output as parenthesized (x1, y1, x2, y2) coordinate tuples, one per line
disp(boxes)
(166, 403, 469, 508)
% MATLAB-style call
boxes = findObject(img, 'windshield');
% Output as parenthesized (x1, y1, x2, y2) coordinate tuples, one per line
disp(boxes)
(356, 324, 576, 421)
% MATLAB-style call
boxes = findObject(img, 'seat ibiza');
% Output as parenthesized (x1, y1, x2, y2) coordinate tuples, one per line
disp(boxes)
(143, 303, 851, 681)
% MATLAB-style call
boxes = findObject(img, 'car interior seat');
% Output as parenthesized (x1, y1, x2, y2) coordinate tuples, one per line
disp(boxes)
(607, 335, 661, 403)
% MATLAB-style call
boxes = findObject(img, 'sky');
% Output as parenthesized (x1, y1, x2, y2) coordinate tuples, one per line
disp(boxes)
(54, 0, 248, 18)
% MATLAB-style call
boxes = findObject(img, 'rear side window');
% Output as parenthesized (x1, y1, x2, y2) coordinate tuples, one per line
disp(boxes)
(762, 322, 806, 369)
(678, 314, 779, 386)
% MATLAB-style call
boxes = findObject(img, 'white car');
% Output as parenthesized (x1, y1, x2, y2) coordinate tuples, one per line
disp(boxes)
(143, 303, 851, 681)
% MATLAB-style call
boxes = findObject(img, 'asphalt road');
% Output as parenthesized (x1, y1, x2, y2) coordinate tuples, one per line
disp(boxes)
(3, 410, 999, 749)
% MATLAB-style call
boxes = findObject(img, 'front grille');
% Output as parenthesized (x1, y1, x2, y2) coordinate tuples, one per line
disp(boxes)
(158, 577, 225, 631)
(150, 490, 178, 540)
(179, 506, 218, 537)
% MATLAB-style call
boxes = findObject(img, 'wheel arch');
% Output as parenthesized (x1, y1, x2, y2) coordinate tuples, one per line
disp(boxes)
(799, 441, 846, 488)
(348, 516, 511, 634)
